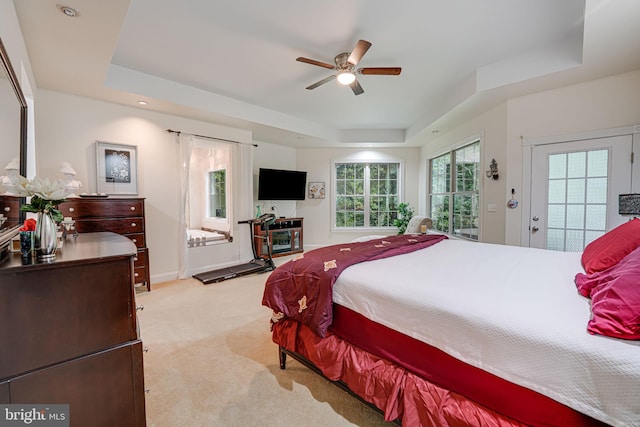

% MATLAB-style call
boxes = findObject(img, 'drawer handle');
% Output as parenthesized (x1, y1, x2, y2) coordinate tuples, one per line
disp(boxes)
(132, 239, 137, 243)
(135, 273, 139, 277)
(131, 222, 136, 227)
(134, 257, 138, 262)
(136, 304, 144, 311)
(69, 207, 75, 212)
(130, 206, 136, 211)
(3, 207, 9, 212)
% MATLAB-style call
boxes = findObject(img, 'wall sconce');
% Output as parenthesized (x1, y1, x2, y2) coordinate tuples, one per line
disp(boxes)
(486, 159, 499, 180)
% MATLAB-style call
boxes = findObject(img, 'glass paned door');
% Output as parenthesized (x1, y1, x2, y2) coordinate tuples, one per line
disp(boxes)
(529, 135, 632, 251)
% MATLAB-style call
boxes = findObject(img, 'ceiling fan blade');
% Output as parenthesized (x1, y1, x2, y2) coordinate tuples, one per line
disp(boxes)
(347, 40, 372, 66)
(306, 75, 336, 90)
(358, 67, 402, 75)
(350, 79, 364, 96)
(296, 57, 335, 70)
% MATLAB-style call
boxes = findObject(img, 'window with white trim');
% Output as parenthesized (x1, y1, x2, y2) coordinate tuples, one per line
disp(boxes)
(334, 162, 401, 229)
(207, 169, 226, 219)
(429, 140, 480, 240)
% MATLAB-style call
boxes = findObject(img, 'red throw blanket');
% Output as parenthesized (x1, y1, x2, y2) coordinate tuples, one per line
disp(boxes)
(262, 234, 447, 337)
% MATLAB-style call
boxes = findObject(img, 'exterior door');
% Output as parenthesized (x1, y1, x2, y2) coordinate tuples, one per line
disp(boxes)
(529, 135, 632, 250)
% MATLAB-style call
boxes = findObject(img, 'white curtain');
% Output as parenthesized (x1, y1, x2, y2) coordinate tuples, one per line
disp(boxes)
(177, 132, 254, 277)
(178, 134, 194, 279)
(231, 142, 255, 260)
(233, 142, 254, 219)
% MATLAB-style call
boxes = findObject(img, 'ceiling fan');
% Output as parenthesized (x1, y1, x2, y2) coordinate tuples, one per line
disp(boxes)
(296, 40, 401, 96)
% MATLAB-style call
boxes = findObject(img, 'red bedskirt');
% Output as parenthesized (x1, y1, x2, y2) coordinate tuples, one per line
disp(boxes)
(272, 306, 607, 427)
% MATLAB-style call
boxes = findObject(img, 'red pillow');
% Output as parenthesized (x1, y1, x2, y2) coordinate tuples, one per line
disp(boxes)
(581, 218, 640, 274)
(575, 246, 640, 340)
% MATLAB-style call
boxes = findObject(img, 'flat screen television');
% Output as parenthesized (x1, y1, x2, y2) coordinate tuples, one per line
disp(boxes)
(258, 168, 307, 200)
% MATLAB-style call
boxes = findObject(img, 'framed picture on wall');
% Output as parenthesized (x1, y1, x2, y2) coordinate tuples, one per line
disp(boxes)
(96, 141, 138, 195)
(308, 181, 325, 199)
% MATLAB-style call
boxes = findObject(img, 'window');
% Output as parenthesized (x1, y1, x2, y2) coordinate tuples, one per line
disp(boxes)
(208, 169, 226, 219)
(546, 149, 608, 251)
(334, 162, 401, 229)
(429, 140, 480, 240)
(188, 141, 232, 234)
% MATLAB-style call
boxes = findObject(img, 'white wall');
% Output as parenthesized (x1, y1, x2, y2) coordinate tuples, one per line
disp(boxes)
(253, 140, 298, 219)
(413, 103, 508, 244)
(411, 69, 640, 246)
(35, 89, 255, 283)
(7, 0, 640, 276)
(295, 147, 422, 248)
(505, 69, 640, 245)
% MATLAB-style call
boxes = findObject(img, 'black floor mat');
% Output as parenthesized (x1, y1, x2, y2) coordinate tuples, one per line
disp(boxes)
(193, 261, 270, 284)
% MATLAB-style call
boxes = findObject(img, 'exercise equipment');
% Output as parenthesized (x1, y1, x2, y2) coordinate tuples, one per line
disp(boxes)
(193, 213, 277, 284)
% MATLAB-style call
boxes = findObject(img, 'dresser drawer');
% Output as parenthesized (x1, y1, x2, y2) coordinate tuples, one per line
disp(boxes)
(58, 197, 150, 291)
(126, 233, 146, 249)
(60, 199, 144, 219)
(75, 218, 144, 234)
(133, 266, 147, 284)
(0, 196, 20, 227)
(133, 248, 147, 268)
(133, 249, 148, 285)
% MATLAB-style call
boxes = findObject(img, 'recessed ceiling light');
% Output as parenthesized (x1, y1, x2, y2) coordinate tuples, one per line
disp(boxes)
(137, 100, 148, 106)
(57, 5, 79, 18)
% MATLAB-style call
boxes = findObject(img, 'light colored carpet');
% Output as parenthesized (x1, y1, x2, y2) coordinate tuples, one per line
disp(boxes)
(136, 267, 392, 426)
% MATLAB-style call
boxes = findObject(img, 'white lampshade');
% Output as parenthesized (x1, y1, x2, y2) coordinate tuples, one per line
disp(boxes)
(4, 157, 19, 171)
(60, 162, 77, 175)
(337, 71, 356, 85)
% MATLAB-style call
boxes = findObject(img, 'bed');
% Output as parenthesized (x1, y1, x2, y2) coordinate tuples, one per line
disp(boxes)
(262, 221, 640, 427)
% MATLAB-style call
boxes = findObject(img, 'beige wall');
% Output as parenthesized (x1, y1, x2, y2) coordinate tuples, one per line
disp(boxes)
(35, 89, 254, 283)
(253, 140, 298, 219)
(295, 147, 422, 249)
(505, 69, 640, 245)
(6, 1, 640, 281)
(28, 68, 640, 283)
(413, 104, 508, 244)
(412, 69, 640, 246)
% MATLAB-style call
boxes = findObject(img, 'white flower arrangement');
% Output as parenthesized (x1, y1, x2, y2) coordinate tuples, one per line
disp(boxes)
(13, 176, 70, 223)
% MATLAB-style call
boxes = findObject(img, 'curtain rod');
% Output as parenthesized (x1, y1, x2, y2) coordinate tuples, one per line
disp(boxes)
(167, 129, 258, 147)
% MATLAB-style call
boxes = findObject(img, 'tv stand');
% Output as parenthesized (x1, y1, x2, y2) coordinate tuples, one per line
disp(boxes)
(254, 217, 303, 258)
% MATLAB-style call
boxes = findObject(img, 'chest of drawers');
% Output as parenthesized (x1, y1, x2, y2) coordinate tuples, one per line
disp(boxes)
(0, 232, 146, 426)
(59, 197, 151, 291)
(0, 195, 21, 229)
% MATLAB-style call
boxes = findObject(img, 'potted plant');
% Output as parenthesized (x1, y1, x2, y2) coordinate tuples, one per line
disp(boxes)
(393, 202, 414, 234)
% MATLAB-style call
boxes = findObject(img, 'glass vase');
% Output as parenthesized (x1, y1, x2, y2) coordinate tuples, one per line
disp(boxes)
(35, 211, 58, 261)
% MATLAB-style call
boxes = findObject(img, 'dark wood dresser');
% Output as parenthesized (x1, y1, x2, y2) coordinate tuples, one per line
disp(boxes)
(59, 197, 151, 291)
(0, 195, 21, 229)
(0, 232, 146, 426)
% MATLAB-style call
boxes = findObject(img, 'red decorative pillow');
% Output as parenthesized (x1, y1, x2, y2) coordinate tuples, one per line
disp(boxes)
(575, 247, 640, 340)
(581, 218, 640, 274)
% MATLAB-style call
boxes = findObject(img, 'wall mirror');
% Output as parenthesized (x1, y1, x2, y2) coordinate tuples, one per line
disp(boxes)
(0, 36, 28, 240)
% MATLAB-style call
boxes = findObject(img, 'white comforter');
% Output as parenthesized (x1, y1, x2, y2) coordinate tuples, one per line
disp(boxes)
(333, 238, 640, 427)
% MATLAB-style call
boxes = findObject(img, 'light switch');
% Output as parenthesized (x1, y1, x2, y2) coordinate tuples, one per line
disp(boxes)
(487, 203, 497, 212)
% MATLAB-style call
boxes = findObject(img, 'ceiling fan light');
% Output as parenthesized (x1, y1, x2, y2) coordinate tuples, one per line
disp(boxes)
(337, 71, 356, 85)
